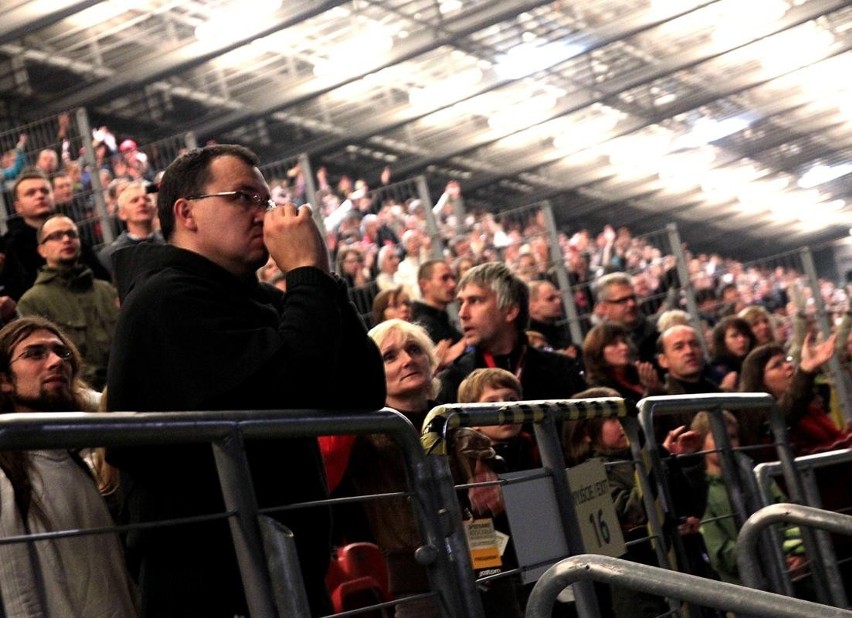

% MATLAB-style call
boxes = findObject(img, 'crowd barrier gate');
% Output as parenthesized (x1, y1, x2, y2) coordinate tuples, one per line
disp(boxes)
(754, 448, 852, 607)
(421, 396, 681, 618)
(0, 408, 483, 618)
(638, 393, 798, 597)
(524, 554, 852, 618)
(737, 502, 852, 611)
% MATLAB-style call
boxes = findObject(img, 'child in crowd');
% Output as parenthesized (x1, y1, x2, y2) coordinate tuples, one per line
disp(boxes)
(453, 368, 539, 618)
(691, 411, 806, 586)
(566, 386, 706, 618)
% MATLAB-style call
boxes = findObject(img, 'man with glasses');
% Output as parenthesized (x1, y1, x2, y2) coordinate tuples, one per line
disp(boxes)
(595, 271, 660, 364)
(106, 144, 385, 617)
(2, 169, 108, 301)
(0, 316, 136, 616)
(17, 215, 119, 390)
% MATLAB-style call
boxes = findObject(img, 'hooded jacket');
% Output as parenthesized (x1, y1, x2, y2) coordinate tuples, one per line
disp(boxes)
(17, 264, 119, 389)
(106, 242, 385, 617)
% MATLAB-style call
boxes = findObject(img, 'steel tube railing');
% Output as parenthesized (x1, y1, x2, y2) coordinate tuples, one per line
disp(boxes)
(525, 554, 852, 618)
(737, 502, 852, 608)
(0, 407, 482, 618)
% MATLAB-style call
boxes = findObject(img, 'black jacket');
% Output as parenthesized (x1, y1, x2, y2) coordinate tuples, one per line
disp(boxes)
(436, 339, 587, 404)
(410, 300, 462, 344)
(106, 243, 385, 617)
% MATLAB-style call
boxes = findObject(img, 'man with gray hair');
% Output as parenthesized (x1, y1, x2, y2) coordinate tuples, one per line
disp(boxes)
(436, 262, 585, 403)
(595, 271, 659, 364)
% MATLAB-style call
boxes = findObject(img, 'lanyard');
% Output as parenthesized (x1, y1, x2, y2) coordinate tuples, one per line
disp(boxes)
(482, 346, 526, 381)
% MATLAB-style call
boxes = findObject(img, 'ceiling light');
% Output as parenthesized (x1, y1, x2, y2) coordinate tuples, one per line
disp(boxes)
(677, 115, 751, 148)
(409, 67, 484, 109)
(195, 0, 282, 42)
(495, 41, 585, 80)
(757, 22, 835, 75)
(488, 93, 558, 132)
(712, 0, 790, 48)
(313, 21, 395, 79)
(797, 162, 852, 188)
(439, 0, 463, 14)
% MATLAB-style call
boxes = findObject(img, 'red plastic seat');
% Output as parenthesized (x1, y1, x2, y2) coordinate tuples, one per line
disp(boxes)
(327, 542, 392, 615)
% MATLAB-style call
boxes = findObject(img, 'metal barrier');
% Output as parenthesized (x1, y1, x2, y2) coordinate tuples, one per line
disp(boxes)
(637, 393, 796, 596)
(638, 393, 847, 605)
(421, 397, 679, 618)
(737, 502, 852, 610)
(487, 200, 584, 349)
(0, 408, 483, 618)
(754, 449, 852, 606)
(524, 554, 852, 618)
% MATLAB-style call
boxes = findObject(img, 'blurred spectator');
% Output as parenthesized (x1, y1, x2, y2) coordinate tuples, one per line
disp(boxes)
(97, 181, 164, 278)
(1, 134, 27, 185)
(709, 316, 756, 391)
(595, 272, 660, 365)
(528, 280, 575, 354)
(371, 286, 412, 326)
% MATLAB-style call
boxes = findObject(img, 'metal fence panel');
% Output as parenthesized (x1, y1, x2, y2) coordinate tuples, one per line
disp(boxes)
(525, 554, 852, 618)
(0, 408, 484, 618)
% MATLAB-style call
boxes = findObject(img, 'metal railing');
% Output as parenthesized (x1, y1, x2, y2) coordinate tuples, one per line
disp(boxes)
(422, 397, 677, 618)
(754, 449, 852, 607)
(0, 407, 483, 618)
(524, 554, 852, 618)
(737, 502, 852, 611)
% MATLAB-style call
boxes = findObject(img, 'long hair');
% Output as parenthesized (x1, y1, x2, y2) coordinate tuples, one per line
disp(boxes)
(562, 386, 621, 466)
(711, 316, 756, 361)
(582, 322, 631, 385)
(0, 317, 88, 520)
(739, 343, 785, 394)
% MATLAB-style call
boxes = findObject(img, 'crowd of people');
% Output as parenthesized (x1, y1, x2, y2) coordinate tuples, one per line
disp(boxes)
(0, 124, 849, 617)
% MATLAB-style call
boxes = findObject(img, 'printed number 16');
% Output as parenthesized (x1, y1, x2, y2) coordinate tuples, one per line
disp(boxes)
(588, 509, 611, 546)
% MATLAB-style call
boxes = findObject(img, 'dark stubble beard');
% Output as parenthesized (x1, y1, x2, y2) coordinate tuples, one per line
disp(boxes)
(14, 385, 76, 412)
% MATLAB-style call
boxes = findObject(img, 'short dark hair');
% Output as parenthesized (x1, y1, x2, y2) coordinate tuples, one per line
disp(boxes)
(12, 168, 50, 201)
(417, 259, 447, 284)
(157, 144, 259, 240)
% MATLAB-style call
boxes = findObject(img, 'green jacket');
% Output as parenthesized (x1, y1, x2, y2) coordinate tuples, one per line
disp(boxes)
(17, 265, 119, 389)
(700, 473, 803, 585)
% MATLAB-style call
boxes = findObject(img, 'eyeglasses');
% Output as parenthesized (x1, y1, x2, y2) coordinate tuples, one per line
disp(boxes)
(11, 343, 73, 364)
(604, 294, 637, 305)
(39, 229, 79, 244)
(185, 190, 275, 212)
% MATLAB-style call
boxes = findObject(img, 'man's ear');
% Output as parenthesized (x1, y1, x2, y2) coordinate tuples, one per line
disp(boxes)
(173, 198, 197, 232)
(37, 242, 48, 260)
(504, 303, 520, 324)
(657, 353, 670, 370)
(0, 373, 14, 395)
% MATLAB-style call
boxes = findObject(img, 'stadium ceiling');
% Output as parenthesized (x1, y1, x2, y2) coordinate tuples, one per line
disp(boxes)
(1, 0, 850, 259)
